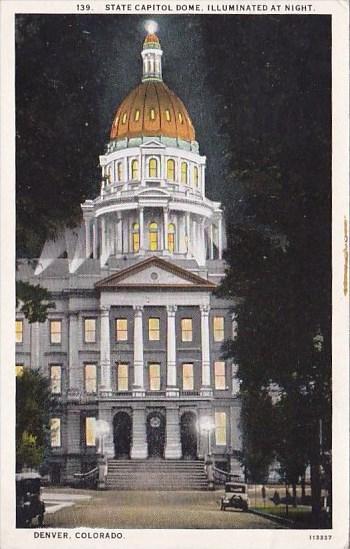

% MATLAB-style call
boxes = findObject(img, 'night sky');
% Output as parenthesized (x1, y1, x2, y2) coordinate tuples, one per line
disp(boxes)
(15, 15, 331, 258)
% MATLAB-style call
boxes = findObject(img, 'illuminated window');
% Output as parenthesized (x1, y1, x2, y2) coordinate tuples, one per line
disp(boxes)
(50, 418, 61, 448)
(181, 162, 188, 184)
(178, 112, 183, 124)
(50, 320, 62, 344)
(215, 412, 227, 445)
(115, 319, 128, 341)
(165, 109, 171, 122)
(122, 112, 127, 124)
(181, 318, 192, 342)
(85, 417, 96, 447)
(117, 363, 129, 391)
(214, 362, 226, 390)
(182, 363, 194, 391)
(131, 159, 139, 180)
(15, 320, 23, 343)
(148, 318, 160, 341)
(16, 364, 24, 377)
(149, 363, 160, 391)
(85, 364, 97, 393)
(132, 222, 140, 252)
(149, 222, 158, 251)
(148, 158, 158, 178)
(167, 159, 175, 181)
(168, 223, 175, 252)
(84, 318, 96, 343)
(117, 161, 123, 181)
(193, 166, 199, 187)
(50, 365, 62, 394)
(150, 108, 156, 120)
(213, 316, 225, 342)
(134, 109, 140, 122)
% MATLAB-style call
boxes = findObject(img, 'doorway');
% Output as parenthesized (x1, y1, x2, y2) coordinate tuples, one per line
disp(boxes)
(146, 411, 165, 458)
(113, 412, 132, 458)
(180, 412, 198, 459)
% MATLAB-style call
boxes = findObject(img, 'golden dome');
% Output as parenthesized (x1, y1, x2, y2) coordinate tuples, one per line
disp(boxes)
(110, 81, 196, 142)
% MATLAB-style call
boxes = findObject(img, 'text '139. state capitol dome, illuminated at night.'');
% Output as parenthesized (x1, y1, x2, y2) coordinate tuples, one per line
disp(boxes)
(15, 24, 242, 487)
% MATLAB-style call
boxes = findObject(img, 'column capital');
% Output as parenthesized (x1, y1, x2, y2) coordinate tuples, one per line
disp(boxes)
(200, 304, 210, 315)
(100, 305, 110, 316)
(166, 304, 177, 315)
(133, 305, 144, 313)
(68, 310, 80, 319)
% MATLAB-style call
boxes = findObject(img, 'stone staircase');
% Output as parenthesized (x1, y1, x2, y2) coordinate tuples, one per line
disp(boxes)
(106, 459, 208, 490)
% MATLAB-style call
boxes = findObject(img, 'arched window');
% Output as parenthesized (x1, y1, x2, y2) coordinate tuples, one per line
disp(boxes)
(178, 112, 183, 124)
(168, 223, 175, 253)
(117, 161, 123, 182)
(150, 108, 156, 121)
(131, 159, 139, 180)
(167, 159, 175, 181)
(134, 109, 140, 122)
(181, 161, 188, 184)
(149, 222, 158, 251)
(148, 158, 158, 178)
(132, 223, 140, 252)
(193, 166, 199, 187)
(122, 112, 127, 124)
(165, 109, 171, 122)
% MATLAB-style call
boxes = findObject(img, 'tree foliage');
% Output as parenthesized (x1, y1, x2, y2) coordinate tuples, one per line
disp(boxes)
(16, 369, 54, 471)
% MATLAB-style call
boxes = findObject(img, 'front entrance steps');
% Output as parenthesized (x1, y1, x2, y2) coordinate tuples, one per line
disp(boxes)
(105, 459, 208, 491)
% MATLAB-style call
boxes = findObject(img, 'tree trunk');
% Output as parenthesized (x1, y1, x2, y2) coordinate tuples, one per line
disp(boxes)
(311, 461, 321, 526)
(292, 483, 297, 507)
(301, 474, 306, 502)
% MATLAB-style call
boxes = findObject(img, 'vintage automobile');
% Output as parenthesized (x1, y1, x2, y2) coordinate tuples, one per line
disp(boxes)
(220, 481, 249, 512)
(16, 472, 45, 527)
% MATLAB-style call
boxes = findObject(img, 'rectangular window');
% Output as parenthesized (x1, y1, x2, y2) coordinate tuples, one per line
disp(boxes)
(148, 317, 160, 341)
(50, 320, 62, 344)
(85, 417, 96, 447)
(115, 318, 128, 341)
(16, 364, 24, 377)
(50, 418, 61, 447)
(149, 363, 161, 391)
(214, 361, 226, 390)
(85, 364, 97, 393)
(182, 363, 194, 391)
(117, 363, 129, 391)
(181, 318, 193, 342)
(84, 318, 96, 343)
(16, 320, 23, 343)
(50, 365, 62, 394)
(213, 316, 225, 342)
(215, 412, 227, 445)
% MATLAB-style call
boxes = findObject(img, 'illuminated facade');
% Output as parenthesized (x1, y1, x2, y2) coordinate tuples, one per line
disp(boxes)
(15, 30, 242, 484)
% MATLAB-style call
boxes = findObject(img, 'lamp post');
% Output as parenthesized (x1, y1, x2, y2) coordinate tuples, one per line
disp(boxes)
(199, 416, 215, 490)
(95, 419, 110, 490)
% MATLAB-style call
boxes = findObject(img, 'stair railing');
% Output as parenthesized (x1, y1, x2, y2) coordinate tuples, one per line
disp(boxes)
(73, 466, 99, 488)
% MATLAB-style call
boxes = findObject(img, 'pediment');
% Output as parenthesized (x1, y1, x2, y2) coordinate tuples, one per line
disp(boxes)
(137, 187, 170, 197)
(95, 256, 216, 290)
(140, 139, 165, 149)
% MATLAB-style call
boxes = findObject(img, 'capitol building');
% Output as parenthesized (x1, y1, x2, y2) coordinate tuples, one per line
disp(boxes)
(16, 28, 242, 486)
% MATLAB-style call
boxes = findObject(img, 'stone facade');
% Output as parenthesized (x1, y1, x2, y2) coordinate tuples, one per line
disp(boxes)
(15, 30, 242, 483)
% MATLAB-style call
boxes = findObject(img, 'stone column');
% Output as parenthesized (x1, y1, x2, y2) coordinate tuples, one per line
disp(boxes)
(133, 306, 145, 397)
(85, 218, 91, 259)
(139, 207, 144, 253)
(185, 212, 191, 257)
(98, 406, 114, 458)
(101, 217, 106, 260)
(210, 224, 214, 260)
(131, 406, 148, 459)
(165, 406, 182, 459)
(200, 305, 212, 396)
(92, 218, 98, 259)
(100, 306, 112, 394)
(218, 215, 223, 260)
(68, 312, 80, 396)
(166, 305, 178, 397)
(163, 207, 168, 252)
(30, 322, 40, 369)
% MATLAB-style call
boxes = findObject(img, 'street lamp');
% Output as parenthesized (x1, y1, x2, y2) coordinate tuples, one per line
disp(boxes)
(95, 420, 110, 490)
(199, 416, 215, 460)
